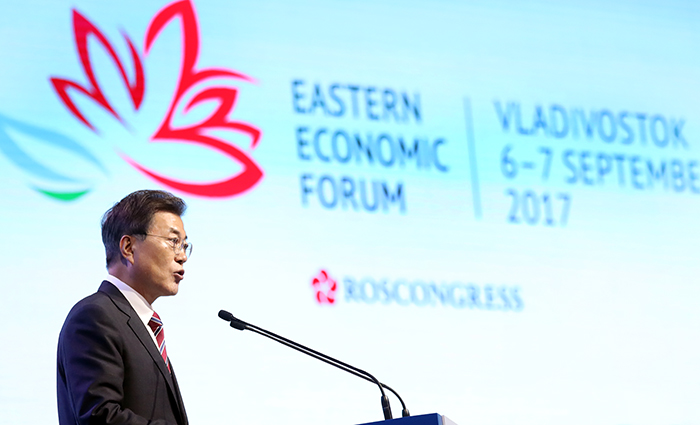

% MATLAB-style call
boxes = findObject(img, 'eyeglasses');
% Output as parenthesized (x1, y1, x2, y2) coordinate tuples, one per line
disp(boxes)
(139, 234, 193, 257)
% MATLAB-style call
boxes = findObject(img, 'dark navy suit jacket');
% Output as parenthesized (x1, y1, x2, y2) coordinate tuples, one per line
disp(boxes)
(57, 281, 188, 425)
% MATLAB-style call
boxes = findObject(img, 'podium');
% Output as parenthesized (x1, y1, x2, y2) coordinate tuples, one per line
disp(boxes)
(357, 413, 458, 425)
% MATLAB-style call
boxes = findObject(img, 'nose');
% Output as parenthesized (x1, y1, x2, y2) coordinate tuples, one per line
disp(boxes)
(176, 249, 187, 264)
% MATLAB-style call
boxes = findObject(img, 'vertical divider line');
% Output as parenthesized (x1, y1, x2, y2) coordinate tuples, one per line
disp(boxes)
(463, 97, 482, 219)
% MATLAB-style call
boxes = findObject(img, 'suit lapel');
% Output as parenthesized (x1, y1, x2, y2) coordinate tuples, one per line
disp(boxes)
(170, 362, 189, 424)
(99, 281, 186, 424)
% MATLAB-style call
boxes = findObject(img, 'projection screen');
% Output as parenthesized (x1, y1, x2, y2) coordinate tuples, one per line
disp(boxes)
(0, 0, 698, 424)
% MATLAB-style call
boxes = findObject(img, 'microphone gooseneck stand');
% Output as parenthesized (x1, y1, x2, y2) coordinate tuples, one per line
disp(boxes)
(218, 309, 410, 420)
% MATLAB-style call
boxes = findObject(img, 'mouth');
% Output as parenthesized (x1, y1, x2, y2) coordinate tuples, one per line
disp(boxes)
(174, 270, 185, 283)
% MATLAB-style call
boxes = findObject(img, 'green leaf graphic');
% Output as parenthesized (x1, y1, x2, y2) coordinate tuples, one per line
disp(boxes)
(34, 188, 90, 201)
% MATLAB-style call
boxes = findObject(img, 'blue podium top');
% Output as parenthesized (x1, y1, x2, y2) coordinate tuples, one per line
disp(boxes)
(357, 413, 451, 425)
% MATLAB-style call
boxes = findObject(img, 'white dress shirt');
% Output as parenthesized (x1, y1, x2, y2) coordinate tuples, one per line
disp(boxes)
(104, 275, 160, 349)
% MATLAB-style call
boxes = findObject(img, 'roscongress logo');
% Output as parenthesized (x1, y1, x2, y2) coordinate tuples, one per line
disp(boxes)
(311, 269, 337, 305)
(310, 269, 524, 311)
(0, 0, 262, 201)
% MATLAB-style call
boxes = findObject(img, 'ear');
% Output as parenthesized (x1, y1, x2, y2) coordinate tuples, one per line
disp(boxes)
(119, 235, 137, 266)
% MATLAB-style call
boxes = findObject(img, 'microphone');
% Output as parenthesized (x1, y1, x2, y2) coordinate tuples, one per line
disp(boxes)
(217, 309, 409, 420)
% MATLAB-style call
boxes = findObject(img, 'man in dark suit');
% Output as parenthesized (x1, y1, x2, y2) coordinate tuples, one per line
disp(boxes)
(57, 190, 190, 425)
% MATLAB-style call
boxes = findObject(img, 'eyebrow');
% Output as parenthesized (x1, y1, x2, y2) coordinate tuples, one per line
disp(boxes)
(169, 228, 187, 239)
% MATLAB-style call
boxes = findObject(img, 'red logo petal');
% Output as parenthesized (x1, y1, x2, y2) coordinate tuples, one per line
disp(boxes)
(133, 0, 263, 197)
(51, 0, 263, 198)
(50, 10, 144, 132)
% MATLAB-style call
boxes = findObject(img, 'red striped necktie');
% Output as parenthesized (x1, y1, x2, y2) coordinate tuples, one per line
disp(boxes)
(148, 312, 170, 372)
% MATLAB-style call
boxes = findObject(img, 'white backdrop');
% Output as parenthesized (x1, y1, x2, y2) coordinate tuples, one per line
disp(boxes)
(1, 0, 699, 424)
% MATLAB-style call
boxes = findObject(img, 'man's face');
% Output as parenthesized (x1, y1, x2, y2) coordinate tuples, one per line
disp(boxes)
(131, 211, 188, 304)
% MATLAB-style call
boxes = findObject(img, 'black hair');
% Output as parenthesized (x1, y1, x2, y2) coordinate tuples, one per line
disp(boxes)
(101, 190, 186, 267)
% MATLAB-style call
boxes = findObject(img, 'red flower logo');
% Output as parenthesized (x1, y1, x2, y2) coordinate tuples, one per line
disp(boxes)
(311, 269, 337, 305)
(50, 0, 263, 197)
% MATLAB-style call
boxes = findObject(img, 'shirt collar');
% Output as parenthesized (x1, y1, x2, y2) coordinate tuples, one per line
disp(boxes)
(105, 274, 154, 327)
